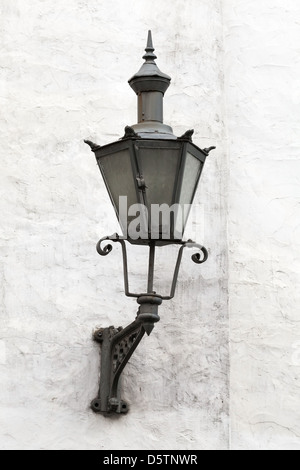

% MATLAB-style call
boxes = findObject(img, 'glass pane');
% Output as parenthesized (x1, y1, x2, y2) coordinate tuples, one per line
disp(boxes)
(138, 147, 180, 239)
(99, 149, 138, 234)
(175, 152, 202, 236)
(139, 148, 179, 206)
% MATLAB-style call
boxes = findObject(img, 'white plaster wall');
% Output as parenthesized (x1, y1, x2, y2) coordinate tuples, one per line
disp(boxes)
(0, 0, 228, 450)
(223, 0, 300, 450)
(3, 0, 298, 452)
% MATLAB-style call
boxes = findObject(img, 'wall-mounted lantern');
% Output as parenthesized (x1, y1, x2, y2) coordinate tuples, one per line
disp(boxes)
(85, 31, 215, 415)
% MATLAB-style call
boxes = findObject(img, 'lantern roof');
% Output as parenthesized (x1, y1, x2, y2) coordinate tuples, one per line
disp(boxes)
(128, 30, 171, 95)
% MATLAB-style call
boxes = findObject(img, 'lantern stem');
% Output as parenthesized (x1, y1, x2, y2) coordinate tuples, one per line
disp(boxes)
(147, 242, 156, 293)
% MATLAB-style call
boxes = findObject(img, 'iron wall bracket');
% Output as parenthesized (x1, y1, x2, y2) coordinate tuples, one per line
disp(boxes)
(91, 295, 161, 415)
(91, 235, 208, 415)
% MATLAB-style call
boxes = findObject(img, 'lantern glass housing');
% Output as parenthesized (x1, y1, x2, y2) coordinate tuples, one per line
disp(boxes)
(95, 138, 206, 245)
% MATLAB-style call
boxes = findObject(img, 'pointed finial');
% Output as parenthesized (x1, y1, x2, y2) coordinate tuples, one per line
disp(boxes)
(142, 30, 157, 63)
(147, 30, 153, 46)
(128, 31, 171, 97)
(142, 322, 155, 336)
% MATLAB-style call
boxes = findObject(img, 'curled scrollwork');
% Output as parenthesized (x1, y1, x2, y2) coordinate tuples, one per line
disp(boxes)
(191, 246, 208, 264)
(185, 241, 209, 265)
(95, 234, 138, 298)
(162, 240, 209, 300)
(96, 233, 119, 256)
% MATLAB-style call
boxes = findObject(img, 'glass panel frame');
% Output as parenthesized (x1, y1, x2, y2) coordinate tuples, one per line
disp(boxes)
(173, 141, 207, 238)
(134, 139, 183, 241)
(95, 140, 143, 237)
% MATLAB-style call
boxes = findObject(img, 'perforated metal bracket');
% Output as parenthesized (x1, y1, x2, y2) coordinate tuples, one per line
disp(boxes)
(91, 300, 160, 415)
(91, 322, 143, 415)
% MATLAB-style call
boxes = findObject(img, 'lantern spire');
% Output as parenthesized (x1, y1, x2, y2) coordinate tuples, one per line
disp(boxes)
(128, 31, 175, 139)
(128, 30, 171, 96)
(142, 30, 157, 63)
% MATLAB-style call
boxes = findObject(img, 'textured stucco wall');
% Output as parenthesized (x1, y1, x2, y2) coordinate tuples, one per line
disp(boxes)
(223, 0, 300, 450)
(1, 0, 299, 451)
(0, 0, 228, 450)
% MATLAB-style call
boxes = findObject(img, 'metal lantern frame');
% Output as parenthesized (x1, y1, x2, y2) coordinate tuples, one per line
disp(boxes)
(84, 31, 215, 415)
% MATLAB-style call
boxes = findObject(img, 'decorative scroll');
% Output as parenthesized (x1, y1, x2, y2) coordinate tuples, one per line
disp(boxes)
(96, 234, 118, 256)
(96, 234, 138, 298)
(185, 241, 209, 264)
(162, 240, 209, 300)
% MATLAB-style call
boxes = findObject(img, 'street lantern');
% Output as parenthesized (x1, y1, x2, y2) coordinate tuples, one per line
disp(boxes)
(85, 31, 215, 415)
